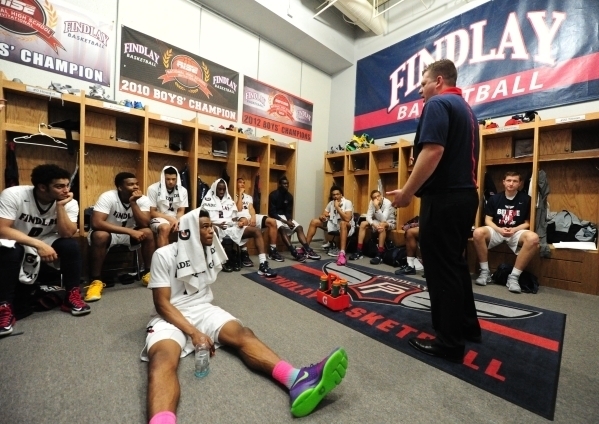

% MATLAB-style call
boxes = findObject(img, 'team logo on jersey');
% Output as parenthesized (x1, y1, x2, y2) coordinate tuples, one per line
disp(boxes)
(178, 229, 190, 240)
(322, 263, 541, 319)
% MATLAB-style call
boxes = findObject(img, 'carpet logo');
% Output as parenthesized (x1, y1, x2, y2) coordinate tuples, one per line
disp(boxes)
(244, 260, 565, 419)
(323, 262, 541, 319)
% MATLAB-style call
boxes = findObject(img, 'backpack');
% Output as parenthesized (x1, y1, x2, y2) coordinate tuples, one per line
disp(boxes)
(491, 263, 539, 294)
(363, 236, 380, 258)
(382, 245, 407, 267)
(197, 177, 210, 207)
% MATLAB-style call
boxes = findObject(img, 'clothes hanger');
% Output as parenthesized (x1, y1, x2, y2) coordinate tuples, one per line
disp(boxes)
(12, 123, 68, 149)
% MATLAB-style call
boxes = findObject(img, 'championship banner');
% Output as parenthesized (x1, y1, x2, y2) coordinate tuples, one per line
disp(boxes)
(355, 0, 599, 138)
(120, 26, 239, 121)
(0, 0, 112, 86)
(243, 76, 313, 141)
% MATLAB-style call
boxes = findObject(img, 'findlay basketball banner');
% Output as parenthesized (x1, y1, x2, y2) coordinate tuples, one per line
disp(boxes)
(243, 76, 313, 141)
(0, 0, 112, 85)
(120, 26, 239, 121)
(244, 261, 566, 420)
(355, 0, 599, 138)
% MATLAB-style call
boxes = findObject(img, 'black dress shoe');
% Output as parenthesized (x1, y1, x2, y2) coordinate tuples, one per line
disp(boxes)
(408, 338, 464, 363)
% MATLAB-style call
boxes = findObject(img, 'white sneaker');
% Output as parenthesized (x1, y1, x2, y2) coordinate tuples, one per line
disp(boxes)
(475, 269, 491, 286)
(506, 276, 521, 293)
(413, 258, 424, 271)
(327, 247, 339, 257)
(322, 242, 331, 249)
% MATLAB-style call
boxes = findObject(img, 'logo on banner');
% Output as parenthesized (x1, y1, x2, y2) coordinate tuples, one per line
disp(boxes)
(63, 20, 109, 48)
(159, 50, 212, 98)
(267, 93, 294, 121)
(123, 41, 158, 65)
(0, 0, 64, 52)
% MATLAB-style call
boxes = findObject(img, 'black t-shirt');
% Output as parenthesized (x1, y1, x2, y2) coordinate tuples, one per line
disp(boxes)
(414, 90, 479, 196)
(485, 191, 531, 228)
(268, 188, 293, 219)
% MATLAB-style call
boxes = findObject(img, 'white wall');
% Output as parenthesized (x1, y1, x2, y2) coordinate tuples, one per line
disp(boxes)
(0, 0, 330, 225)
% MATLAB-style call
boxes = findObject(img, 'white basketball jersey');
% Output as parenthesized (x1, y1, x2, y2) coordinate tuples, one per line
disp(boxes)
(0, 185, 78, 239)
(93, 190, 151, 229)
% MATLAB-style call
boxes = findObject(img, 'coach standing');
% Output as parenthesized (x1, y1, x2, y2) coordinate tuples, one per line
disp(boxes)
(387, 59, 480, 363)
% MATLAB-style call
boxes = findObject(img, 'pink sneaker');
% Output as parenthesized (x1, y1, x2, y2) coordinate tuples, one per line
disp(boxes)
(336, 251, 347, 266)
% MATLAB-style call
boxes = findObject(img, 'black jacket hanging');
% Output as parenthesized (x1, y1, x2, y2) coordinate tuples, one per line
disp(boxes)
(5, 140, 19, 188)
(253, 174, 261, 214)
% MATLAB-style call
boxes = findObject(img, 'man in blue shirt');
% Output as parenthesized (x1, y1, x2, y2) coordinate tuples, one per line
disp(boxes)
(388, 59, 480, 363)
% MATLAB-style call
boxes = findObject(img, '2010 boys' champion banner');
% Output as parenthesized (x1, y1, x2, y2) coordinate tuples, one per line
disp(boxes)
(120, 26, 239, 121)
(0, 0, 112, 86)
(243, 76, 313, 141)
(355, 0, 599, 138)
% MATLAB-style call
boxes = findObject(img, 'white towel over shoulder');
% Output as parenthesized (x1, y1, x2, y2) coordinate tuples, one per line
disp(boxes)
(175, 208, 227, 295)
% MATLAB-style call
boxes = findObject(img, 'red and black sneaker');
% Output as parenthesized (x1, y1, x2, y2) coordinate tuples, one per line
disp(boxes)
(61, 288, 91, 316)
(0, 302, 16, 336)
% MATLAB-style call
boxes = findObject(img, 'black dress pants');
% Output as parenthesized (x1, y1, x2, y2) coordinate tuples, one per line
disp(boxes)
(419, 190, 480, 349)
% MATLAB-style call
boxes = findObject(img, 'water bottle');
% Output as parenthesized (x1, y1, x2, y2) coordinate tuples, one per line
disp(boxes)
(194, 337, 210, 378)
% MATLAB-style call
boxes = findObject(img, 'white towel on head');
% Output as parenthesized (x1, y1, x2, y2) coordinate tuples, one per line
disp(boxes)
(157, 166, 182, 211)
(175, 208, 227, 295)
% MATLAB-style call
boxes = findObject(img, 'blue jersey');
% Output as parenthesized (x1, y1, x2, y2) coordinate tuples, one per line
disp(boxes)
(414, 89, 479, 196)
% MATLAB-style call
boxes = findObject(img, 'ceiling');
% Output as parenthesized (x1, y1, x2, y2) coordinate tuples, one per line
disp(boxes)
(189, 0, 359, 75)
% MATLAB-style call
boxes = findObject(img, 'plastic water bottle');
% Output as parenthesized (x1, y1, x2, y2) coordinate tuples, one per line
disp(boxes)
(194, 337, 210, 378)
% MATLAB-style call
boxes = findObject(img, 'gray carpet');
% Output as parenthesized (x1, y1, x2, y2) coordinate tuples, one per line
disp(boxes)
(1, 251, 598, 423)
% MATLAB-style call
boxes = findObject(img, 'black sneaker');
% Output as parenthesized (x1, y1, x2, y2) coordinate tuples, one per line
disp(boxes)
(349, 251, 363, 260)
(370, 256, 383, 265)
(395, 265, 416, 275)
(222, 261, 233, 272)
(258, 261, 277, 278)
(268, 247, 285, 262)
(60, 288, 91, 316)
(0, 302, 16, 336)
(305, 248, 321, 260)
(241, 250, 254, 267)
(291, 249, 307, 263)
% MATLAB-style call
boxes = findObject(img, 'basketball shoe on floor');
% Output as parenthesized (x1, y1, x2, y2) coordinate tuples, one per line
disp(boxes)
(61, 288, 91, 316)
(291, 249, 307, 263)
(475, 269, 492, 286)
(268, 247, 285, 263)
(336, 251, 347, 266)
(258, 261, 277, 278)
(0, 302, 16, 336)
(289, 347, 348, 417)
(506, 275, 522, 293)
(305, 248, 321, 260)
(84, 280, 105, 302)
(241, 250, 255, 267)
(395, 265, 416, 275)
(349, 251, 363, 260)
(141, 272, 151, 286)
